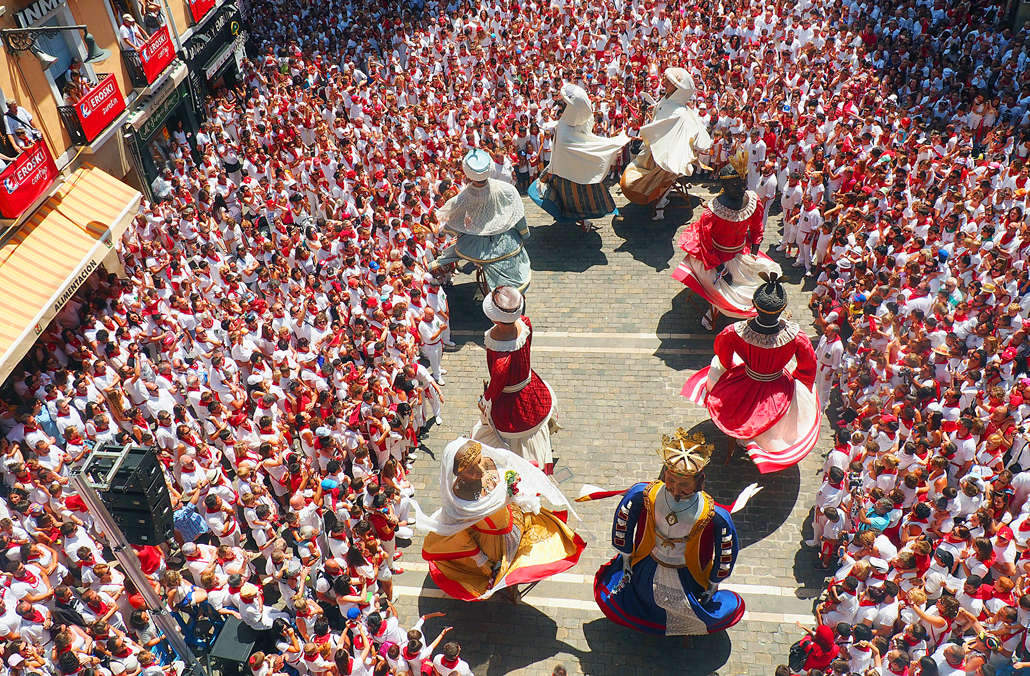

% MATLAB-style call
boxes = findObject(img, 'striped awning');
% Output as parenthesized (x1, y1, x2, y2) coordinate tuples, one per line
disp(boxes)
(0, 164, 141, 382)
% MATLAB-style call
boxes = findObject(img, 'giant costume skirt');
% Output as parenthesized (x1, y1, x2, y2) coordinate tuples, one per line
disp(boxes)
(620, 154, 678, 205)
(593, 486, 745, 636)
(422, 503, 586, 601)
(436, 223, 532, 292)
(672, 252, 782, 319)
(471, 379, 558, 473)
(529, 176, 618, 222)
(681, 353, 820, 473)
(595, 556, 745, 636)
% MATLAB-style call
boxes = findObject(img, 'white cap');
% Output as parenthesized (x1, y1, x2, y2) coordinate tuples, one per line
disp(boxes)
(462, 148, 493, 181)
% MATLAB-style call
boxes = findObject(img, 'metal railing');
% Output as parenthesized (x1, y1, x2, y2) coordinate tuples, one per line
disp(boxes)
(121, 48, 148, 88)
(56, 105, 88, 146)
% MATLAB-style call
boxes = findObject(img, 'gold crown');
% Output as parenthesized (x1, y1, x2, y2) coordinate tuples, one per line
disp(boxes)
(457, 441, 483, 473)
(722, 150, 749, 181)
(658, 428, 714, 476)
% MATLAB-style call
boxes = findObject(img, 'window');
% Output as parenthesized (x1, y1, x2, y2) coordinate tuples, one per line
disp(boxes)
(30, 9, 96, 105)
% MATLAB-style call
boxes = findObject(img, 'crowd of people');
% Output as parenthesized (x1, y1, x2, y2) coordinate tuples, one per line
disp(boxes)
(768, 0, 1030, 672)
(1, 0, 1030, 669)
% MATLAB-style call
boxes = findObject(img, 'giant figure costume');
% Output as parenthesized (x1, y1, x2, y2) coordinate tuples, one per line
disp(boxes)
(530, 83, 629, 232)
(582, 429, 759, 636)
(682, 273, 821, 473)
(471, 286, 558, 474)
(414, 438, 585, 602)
(672, 151, 782, 330)
(435, 149, 532, 292)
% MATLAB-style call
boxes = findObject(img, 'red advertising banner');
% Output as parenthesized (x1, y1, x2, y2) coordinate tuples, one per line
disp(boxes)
(189, 0, 215, 23)
(75, 74, 126, 142)
(0, 141, 58, 218)
(139, 25, 174, 84)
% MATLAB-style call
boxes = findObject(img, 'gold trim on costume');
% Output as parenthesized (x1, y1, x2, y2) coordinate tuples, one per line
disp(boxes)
(636, 483, 716, 585)
(711, 240, 745, 253)
(720, 150, 749, 181)
(455, 243, 525, 265)
(744, 366, 783, 382)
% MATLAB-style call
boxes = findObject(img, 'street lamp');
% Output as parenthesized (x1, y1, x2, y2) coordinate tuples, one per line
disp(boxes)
(1, 24, 111, 65)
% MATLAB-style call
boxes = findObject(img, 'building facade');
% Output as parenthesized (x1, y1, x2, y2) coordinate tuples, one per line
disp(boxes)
(0, 0, 244, 381)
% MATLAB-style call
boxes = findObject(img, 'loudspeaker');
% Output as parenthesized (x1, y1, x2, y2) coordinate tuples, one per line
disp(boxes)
(90, 445, 174, 546)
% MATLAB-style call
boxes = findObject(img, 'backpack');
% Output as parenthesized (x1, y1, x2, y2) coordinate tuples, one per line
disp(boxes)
(787, 636, 812, 672)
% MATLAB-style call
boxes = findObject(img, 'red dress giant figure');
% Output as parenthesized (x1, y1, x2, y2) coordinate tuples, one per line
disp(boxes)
(472, 286, 558, 474)
(682, 272, 821, 473)
(672, 151, 782, 330)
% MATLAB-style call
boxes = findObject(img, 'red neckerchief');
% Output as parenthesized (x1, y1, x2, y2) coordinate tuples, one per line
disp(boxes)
(87, 598, 109, 614)
(14, 568, 38, 586)
(440, 656, 460, 668)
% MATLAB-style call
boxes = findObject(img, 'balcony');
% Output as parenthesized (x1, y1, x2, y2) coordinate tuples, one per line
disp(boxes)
(121, 49, 147, 88)
(57, 74, 128, 146)
(120, 26, 174, 88)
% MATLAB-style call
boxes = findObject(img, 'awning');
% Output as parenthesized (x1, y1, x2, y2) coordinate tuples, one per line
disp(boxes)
(0, 164, 141, 382)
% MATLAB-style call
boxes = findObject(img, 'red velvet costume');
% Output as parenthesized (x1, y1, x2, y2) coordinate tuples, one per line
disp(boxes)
(707, 322, 817, 438)
(672, 193, 782, 319)
(682, 320, 821, 473)
(484, 316, 553, 434)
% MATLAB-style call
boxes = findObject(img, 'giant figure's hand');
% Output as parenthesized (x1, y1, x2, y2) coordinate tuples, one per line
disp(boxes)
(715, 263, 732, 286)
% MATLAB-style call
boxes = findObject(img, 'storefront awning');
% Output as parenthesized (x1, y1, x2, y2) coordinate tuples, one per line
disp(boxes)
(0, 164, 141, 382)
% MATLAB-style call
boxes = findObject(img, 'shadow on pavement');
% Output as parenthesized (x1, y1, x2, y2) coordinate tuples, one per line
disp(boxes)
(525, 219, 610, 273)
(682, 420, 801, 551)
(416, 591, 574, 675)
(580, 618, 732, 675)
(792, 511, 829, 589)
(652, 288, 736, 371)
(610, 201, 686, 272)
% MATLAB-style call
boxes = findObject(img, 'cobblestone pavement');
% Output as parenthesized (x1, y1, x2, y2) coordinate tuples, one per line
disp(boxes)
(390, 182, 829, 676)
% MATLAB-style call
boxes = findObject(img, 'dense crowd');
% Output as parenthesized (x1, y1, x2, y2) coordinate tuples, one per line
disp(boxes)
(773, 0, 1030, 673)
(2, 0, 1030, 670)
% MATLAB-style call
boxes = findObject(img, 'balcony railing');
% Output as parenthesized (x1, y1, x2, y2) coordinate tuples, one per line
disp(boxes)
(56, 75, 128, 146)
(121, 49, 147, 88)
(57, 105, 88, 145)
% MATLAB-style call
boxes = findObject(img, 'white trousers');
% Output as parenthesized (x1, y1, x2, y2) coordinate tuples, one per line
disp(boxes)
(816, 366, 835, 407)
(420, 343, 443, 380)
(797, 232, 813, 269)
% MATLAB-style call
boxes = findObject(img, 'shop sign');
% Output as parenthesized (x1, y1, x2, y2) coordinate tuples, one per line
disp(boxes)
(0, 141, 58, 219)
(13, 0, 68, 28)
(183, 5, 240, 63)
(137, 84, 181, 140)
(75, 74, 126, 142)
(204, 31, 245, 80)
(139, 25, 174, 84)
(188, 0, 215, 23)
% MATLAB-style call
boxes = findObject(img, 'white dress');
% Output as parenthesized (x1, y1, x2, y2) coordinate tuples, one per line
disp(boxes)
(651, 494, 710, 636)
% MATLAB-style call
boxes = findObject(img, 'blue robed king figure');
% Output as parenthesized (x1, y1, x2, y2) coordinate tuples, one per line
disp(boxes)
(579, 428, 761, 636)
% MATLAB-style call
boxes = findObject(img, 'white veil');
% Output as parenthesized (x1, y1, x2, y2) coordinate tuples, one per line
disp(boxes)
(413, 437, 576, 537)
(436, 180, 526, 237)
(641, 69, 713, 176)
(547, 84, 630, 185)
